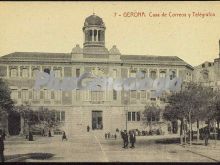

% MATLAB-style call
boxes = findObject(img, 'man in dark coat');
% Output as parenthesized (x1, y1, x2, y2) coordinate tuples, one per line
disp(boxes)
(122, 130, 128, 148)
(0, 130, 5, 162)
(204, 127, 210, 146)
(130, 131, 136, 148)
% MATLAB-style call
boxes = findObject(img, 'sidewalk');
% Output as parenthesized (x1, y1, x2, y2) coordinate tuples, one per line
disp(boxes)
(182, 140, 220, 162)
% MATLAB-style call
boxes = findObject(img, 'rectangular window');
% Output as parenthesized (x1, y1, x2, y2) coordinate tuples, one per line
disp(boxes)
(54, 90, 61, 101)
(113, 90, 117, 100)
(44, 89, 50, 100)
(61, 111, 65, 121)
(112, 69, 117, 79)
(11, 89, 18, 100)
(21, 89, 29, 101)
(76, 89, 80, 101)
(76, 69, 80, 77)
(128, 112, 131, 121)
(136, 112, 140, 121)
(132, 112, 136, 121)
(131, 90, 136, 99)
(33, 90, 40, 100)
(140, 90, 146, 99)
(91, 91, 103, 102)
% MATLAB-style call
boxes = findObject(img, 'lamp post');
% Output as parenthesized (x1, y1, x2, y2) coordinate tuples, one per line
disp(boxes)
(124, 91, 128, 131)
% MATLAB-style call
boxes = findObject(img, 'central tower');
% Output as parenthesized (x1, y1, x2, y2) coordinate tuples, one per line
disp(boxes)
(82, 14, 109, 56)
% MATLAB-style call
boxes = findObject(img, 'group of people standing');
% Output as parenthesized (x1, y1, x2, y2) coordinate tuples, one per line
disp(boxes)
(121, 130, 136, 149)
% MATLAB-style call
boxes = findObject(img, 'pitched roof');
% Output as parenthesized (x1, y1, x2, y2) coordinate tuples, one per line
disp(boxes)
(0, 52, 71, 62)
(0, 52, 193, 69)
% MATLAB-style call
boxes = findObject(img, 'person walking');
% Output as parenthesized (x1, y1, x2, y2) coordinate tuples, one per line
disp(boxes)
(87, 125, 90, 132)
(48, 130, 52, 137)
(0, 130, 5, 162)
(130, 131, 136, 148)
(62, 131, 67, 141)
(204, 127, 210, 146)
(122, 130, 128, 148)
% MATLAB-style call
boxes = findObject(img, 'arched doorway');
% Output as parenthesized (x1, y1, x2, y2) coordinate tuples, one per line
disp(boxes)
(8, 111, 21, 135)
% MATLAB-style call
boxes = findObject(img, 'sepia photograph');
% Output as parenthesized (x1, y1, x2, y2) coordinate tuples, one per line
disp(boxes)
(0, 1, 220, 162)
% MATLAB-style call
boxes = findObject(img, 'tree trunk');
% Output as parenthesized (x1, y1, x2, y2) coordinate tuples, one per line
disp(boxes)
(180, 119, 183, 145)
(197, 119, 200, 142)
(189, 111, 192, 146)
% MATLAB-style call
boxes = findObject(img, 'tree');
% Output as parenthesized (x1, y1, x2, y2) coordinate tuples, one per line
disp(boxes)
(163, 82, 216, 145)
(0, 78, 14, 133)
(0, 78, 14, 113)
(143, 104, 161, 132)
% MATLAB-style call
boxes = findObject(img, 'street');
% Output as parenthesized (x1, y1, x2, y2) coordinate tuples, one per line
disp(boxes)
(3, 133, 220, 162)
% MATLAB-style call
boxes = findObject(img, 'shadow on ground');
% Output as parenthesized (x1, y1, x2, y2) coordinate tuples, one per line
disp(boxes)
(5, 153, 55, 161)
(155, 138, 180, 144)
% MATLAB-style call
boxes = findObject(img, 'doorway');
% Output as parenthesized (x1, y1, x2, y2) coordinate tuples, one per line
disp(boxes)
(92, 111, 103, 130)
(8, 111, 21, 135)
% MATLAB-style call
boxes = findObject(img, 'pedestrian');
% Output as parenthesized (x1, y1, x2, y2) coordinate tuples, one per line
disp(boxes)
(122, 130, 128, 148)
(2, 130, 6, 141)
(62, 131, 67, 141)
(108, 132, 110, 139)
(114, 133, 117, 140)
(87, 125, 90, 132)
(105, 133, 107, 139)
(48, 130, 52, 137)
(0, 130, 5, 162)
(29, 131, 33, 141)
(130, 130, 136, 148)
(204, 127, 210, 146)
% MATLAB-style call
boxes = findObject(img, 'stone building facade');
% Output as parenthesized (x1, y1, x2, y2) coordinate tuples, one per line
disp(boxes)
(0, 14, 194, 135)
(193, 41, 220, 90)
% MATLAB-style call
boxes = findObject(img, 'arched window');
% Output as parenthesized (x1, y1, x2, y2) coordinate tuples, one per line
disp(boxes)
(140, 70, 146, 78)
(10, 68, 17, 78)
(44, 68, 50, 75)
(170, 71, 176, 80)
(98, 30, 101, 41)
(159, 71, 166, 78)
(32, 68, 39, 78)
(89, 30, 93, 41)
(130, 70, 136, 78)
(94, 30, 97, 41)
(150, 71, 157, 80)
(22, 68, 29, 78)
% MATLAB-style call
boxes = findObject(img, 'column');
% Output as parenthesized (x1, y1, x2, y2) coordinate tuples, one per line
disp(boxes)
(7, 65, 9, 78)
(96, 30, 98, 42)
(29, 66, 32, 78)
(92, 29, 94, 42)
(176, 68, 179, 77)
(97, 30, 99, 41)
(18, 66, 20, 78)
(60, 111, 62, 122)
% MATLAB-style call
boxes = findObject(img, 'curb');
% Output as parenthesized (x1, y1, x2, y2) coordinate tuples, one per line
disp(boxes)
(186, 149, 219, 162)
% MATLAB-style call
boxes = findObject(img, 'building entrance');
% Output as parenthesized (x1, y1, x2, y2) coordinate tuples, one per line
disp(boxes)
(92, 111, 103, 130)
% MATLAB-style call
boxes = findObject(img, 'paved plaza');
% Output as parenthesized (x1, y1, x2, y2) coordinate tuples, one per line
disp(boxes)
(3, 132, 220, 162)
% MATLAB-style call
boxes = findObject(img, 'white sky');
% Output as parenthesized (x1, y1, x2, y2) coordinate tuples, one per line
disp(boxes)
(0, 1, 220, 66)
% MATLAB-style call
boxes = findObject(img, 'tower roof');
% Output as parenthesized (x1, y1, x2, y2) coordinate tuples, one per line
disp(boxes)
(84, 14, 105, 27)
